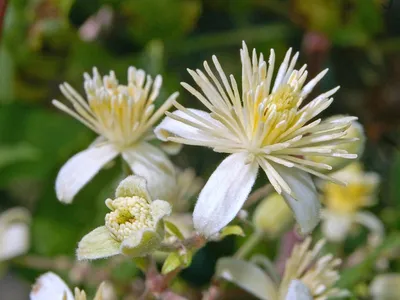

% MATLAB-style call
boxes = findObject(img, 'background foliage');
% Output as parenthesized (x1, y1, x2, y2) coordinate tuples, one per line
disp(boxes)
(1, 0, 400, 299)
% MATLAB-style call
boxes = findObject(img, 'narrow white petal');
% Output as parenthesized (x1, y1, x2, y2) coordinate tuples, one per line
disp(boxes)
(216, 257, 277, 300)
(271, 163, 320, 235)
(285, 280, 313, 300)
(354, 211, 384, 237)
(30, 272, 73, 300)
(154, 109, 215, 142)
(193, 153, 258, 237)
(0, 223, 30, 261)
(122, 142, 175, 200)
(321, 210, 352, 242)
(55, 143, 118, 203)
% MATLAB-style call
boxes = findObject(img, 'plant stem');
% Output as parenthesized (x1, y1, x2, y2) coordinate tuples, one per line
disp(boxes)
(234, 231, 264, 259)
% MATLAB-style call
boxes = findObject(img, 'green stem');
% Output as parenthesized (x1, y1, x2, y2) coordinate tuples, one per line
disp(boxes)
(234, 231, 264, 259)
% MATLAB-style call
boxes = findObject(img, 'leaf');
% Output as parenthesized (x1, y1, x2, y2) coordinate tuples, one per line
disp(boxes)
(220, 225, 245, 239)
(164, 220, 185, 240)
(0, 143, 38, 169)
(337, 233, 400, 288)
(161, 252, 182, 275)
(181, 249, 193, 267)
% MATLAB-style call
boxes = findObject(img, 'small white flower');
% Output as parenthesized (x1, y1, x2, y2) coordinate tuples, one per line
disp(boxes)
(320, 162, 382, 243)
(76, 176, 171, 259)
(155, 42, 358, 236)
(216, 238, 348, 300)
(370, 273, 400, 300)
(0, 207, 31, 262)
(53, 67, 179, 203)
(30, 272, 115, 300)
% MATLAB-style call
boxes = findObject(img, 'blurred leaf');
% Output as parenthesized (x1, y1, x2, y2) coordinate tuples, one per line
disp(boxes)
(162, 252, 182, 275)
(337, 233, 400, 288)
(220, 225, 245, 239)
(164, 220, 185, 240)
(0, 143, 38, 169)
(0, 46, 15, 103)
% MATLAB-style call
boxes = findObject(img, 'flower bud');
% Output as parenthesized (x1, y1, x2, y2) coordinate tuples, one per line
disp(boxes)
(252, 193, 293, 238)
(370, 274, 400, 300)
(306, 116, 365, 173)
(77, 176, 171, 260)
(0, 207, 31, 262)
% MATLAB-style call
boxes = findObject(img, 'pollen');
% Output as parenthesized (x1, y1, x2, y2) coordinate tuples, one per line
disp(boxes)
(105, 196, 154, 241)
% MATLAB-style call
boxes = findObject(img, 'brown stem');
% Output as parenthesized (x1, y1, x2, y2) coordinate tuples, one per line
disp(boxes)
(244, 184, 273, 208)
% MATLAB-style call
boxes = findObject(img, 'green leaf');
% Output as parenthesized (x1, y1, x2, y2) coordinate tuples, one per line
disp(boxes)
(164, 220, 185, 240)
(220, 225, 245, 239)
(181, 249, 193, 267)
(161, 252, 182, 275)
(337, 233, 400, 288)
(0, 143, 38, 169)
(132, 257, 150, 273)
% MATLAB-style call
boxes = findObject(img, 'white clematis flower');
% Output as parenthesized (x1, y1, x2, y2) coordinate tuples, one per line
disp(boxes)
(216, 238, 348, 300)
(320, 162, 382, 243)
(155, 42, 358, 236)
(0, 207, 31, 262)
(76, 176, 171, 260)
(370, 273, 400, 300)
(30, 272, 115, 300)
(53, 67, 179, 203)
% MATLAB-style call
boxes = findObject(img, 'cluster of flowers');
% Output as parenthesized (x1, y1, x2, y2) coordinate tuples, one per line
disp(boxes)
(1, 42, 397, 299)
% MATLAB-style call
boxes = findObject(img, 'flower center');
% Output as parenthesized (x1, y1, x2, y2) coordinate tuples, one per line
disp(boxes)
(325, 182, 372, 214)
(105, 196, 154, 241)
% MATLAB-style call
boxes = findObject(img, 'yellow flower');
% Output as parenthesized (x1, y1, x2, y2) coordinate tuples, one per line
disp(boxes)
(156, 42, 358, 236)
(321, 162, 382, 242)
(53, 67, 179, 203)
(30, 272, 115, 300)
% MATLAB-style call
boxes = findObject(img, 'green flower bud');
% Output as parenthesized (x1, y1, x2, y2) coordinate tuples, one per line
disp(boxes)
(252, 193, 293, 238)
(306, 116, 365, 173)
(77, 176, 171, 260)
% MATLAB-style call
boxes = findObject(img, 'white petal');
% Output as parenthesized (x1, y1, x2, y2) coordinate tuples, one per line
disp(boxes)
(216, 257, 277, 300)
(30, 272, 73, 300)
(56, 143, 118, 203)
(0, 223, 30, 261)
(285, 280, 313, 300)
(271, 163, 320, 235)
(193, 153, 258, 237)
(354, 211, 384, 238)
(154, 109, 216, 142)
(122, 142, 175, 200)
(321, 210, 352, 242)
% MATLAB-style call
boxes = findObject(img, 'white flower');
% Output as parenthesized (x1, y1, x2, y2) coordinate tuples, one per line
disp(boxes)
(76, 176, 171, 259)
(30, 272, 115, 300)
(155, 42, 358, 236)
(370, 273, 400, 300)
(0, 207, 31, 262)
(216, 238, 348, 300)
(53, 67, 179, 203)
(320, 162, 382, 243)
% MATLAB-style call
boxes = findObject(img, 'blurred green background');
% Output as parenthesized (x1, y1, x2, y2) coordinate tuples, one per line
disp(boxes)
(1, 0, 400, 299)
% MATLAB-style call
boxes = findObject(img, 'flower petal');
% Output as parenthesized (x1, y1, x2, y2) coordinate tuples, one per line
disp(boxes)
(122, 142, 175, 200)
(354, 211, 384, 241)
(216, 257, 278, 300)
(321, 210, 352, 242)
(115, 175, 152, 201)
(285, 280, 313, 300)
(0, 223, 30, 261)
(56, 143, 118, 203)
(151, 200, 172, 224)
(120, 228, 163, 257)
(271, 163, 320, 235)
(76, 226, 120, 260)
(154, 109, 216, 142)
(193, 153, 258, 237)
(30, 272, 73, 300)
